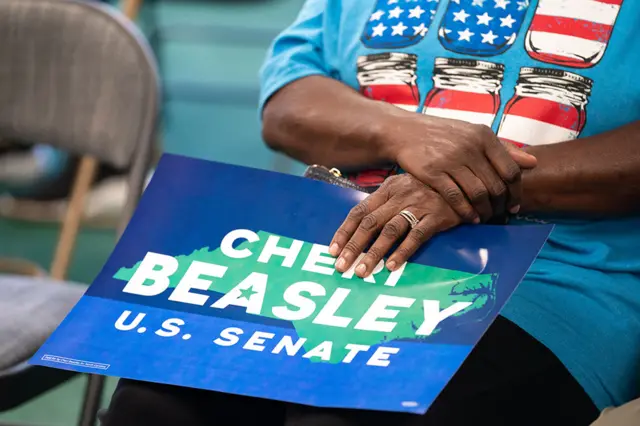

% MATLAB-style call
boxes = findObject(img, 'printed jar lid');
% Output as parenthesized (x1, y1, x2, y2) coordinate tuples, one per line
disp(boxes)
(357, 52, 418, 66)
(519, 67, 593, 88)
(434, 58, 505, 72)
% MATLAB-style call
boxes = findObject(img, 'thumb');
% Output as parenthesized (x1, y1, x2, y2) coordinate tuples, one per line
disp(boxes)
(503, 141, 537, 169)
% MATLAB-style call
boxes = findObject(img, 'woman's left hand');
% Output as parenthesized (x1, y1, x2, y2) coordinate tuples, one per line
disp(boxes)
(329, 174, 462, 277)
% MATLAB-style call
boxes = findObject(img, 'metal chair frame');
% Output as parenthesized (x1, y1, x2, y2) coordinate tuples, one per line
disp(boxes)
(0, 1, 156, 425)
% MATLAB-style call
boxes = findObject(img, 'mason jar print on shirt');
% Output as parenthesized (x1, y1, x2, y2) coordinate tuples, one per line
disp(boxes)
(438, 0, 531, 56)
(357, 52, 421, 112)
(525, 0, 624, 68)
(361, 0, 442, 49)
(423, 58, 504, 127)
(497, 67, 593, 147)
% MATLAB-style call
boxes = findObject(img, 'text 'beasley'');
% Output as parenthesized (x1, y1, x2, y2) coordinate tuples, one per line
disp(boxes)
(121, 229, 473, 336)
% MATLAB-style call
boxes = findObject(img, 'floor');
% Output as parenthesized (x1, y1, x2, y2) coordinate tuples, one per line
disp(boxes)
(0, 0, 303, 424)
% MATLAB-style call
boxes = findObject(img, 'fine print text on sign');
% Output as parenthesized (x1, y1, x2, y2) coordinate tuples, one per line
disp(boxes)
(32, 154, 552, 414)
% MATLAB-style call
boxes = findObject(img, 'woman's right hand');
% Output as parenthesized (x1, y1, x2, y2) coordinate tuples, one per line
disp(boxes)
(378, 112, 537, 223)
(263, 76, 535, 222)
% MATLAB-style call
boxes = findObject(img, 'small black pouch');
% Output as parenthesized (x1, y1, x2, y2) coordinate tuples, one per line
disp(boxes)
(303, 165, 377, 193)
(304, 164, 510, 224)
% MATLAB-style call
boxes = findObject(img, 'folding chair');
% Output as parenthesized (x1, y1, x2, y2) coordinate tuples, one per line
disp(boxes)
(0, 0, 159, 425)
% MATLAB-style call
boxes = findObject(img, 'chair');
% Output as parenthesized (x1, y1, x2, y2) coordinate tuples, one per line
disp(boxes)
(0, 0, 159, 425)
(591, 397, 640, 426)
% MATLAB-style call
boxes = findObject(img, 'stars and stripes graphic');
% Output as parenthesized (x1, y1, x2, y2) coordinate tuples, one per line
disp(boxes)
(423, 58, 504, 127)
(361, 0, 441, 49)
(357, 53, 421, 112)
(497, 68, 593, 147)
(438, 0, 531, 56)
(525, 0, 624, 68)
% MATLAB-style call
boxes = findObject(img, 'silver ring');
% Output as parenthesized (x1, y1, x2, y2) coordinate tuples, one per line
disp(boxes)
(399, 210, 420, 229)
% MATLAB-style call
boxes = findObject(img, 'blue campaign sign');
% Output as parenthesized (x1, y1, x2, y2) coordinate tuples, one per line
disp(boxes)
(31, 154, 552, 414)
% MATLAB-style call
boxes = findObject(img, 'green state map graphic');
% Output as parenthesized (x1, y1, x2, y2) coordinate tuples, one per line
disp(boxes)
(114, 231, 497, 363)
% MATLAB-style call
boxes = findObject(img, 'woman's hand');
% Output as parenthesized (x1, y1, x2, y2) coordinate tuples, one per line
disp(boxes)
(263, 76, 535, 222)
(329, 174, 462, 278)
(379, 114, 537, 223)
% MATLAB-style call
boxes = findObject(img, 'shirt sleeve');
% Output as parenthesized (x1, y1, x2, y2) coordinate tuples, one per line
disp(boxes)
(258, 0, 330, 115)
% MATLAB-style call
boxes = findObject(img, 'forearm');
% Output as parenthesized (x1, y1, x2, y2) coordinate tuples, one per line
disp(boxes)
(262, 75, 403, 170)
(521, 121, 640, 216)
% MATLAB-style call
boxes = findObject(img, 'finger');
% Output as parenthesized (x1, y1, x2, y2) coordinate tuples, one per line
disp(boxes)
(336, 200, 402, 273)
(468, 162, 508, 218)
(448, 167, 492, 222)
(387, 214, 455, 267)
(354, 212, 413, 278)
(330, 190, 387, 258)
(502, 141, 537, 169)
(429, 174, 479, 224)
(484, 141, 522, 214)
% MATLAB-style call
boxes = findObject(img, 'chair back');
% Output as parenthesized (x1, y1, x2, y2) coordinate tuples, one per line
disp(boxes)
(0, 0, 159, 233)
(0, 2, 155, 424)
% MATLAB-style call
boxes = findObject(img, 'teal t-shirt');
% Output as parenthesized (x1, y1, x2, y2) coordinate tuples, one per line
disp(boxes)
(259, 0, 640, 410)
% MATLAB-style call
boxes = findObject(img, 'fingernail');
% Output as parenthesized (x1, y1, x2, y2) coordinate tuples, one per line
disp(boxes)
(387, 260, 397, 271)
(473, 217, 481, 224)
(509, 205, 520, 214)
(336, 258, 346, 271)
(356, 264, 367, 277)
(329, 243, 340, 256)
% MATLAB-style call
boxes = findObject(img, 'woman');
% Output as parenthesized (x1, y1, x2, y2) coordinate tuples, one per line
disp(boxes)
(102, 0, 640, 424)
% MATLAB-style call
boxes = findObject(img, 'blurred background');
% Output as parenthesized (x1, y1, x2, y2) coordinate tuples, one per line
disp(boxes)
(0, 0, 304, 423)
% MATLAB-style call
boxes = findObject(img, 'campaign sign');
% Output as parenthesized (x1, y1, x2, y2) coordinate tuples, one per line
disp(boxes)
(31, 154, 552, 414)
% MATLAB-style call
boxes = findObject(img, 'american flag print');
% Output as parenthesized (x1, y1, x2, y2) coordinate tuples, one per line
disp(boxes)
(361, 0, 442, 49)
(357, 53, 421, 112)
(352, 53, 414, 189)
(525, 0, 624, 68)
(497, 67, 593, 147)
(438, 0, 531, 56)
(423, 58, 504, 127)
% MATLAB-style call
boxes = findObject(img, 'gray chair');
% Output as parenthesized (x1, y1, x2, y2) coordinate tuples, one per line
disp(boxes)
(0, 0, 159, 424)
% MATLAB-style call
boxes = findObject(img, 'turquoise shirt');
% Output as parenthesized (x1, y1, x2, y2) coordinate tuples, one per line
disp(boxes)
(259, 0, 640, 410)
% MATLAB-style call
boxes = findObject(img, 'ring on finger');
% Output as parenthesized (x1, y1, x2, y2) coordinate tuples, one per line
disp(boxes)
(398, 210, 420, 229)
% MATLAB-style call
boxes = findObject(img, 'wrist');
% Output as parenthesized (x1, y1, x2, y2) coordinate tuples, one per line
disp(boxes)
(367, 102, 412, 163)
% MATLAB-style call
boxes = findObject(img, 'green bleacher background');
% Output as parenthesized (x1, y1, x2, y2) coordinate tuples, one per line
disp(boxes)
(0, 1, 303, 423)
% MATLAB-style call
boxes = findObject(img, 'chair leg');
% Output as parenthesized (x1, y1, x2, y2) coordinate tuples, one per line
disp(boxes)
(50, 156, 98, 281)
(78, 375, 106, 426)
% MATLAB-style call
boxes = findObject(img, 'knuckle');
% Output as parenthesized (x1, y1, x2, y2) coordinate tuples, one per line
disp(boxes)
(381, 221, 404, 238)
(385, 174, 402, 184)
(458, 137, 480, 155)
(443, 187, 463, 204)
(366, 247, 383, 261)
(472, 124, 494, 141)
(419, 167, 438, 182)
(502, 163, 521, 184)
(449, 166, 468, 176)
(397, 187, 414, 198)
(490, 181, 507, 198)
(459, 207, 477, 222)
(349, 202, 369, 219)
(382, 175, 403, 190)
(470, 187, 489, 203)
(394, 246, 412, 260)
(343, 241, 361, 254)
(333, 227, 351, 240)
(409, 227, 428, 244)
(360, 214, 379, 232)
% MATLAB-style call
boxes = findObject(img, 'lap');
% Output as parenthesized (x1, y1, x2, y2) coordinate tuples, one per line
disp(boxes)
(101, 379, 285, 426)
(101, 316, 599, 426)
